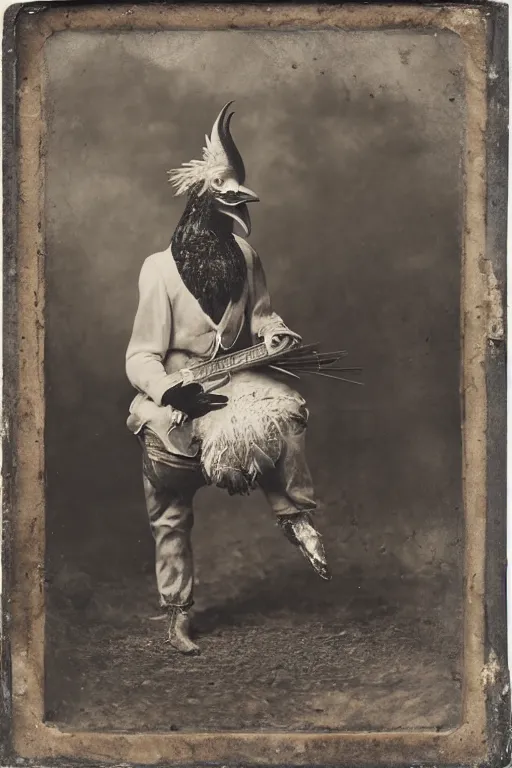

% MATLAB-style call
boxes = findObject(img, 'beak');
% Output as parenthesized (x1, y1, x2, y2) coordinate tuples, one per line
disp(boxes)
(235, 185, 259, 204)
(214, 184, 259, 237)
(214, 184, 259, 207)
(220, 202, 252, 236)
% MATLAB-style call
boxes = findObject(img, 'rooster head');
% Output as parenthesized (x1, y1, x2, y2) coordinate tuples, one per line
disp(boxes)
(168, 102, 259, 236)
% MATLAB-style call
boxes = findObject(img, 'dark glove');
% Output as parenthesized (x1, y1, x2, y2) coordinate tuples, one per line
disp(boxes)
(161, 382, 228, 420)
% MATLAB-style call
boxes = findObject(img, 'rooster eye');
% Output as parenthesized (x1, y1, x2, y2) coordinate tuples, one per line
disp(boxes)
(213, 177, 224, 187)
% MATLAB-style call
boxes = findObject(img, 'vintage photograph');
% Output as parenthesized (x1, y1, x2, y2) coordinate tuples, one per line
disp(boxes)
(3, 5, 508, 765)
(42, 24, 466, 732)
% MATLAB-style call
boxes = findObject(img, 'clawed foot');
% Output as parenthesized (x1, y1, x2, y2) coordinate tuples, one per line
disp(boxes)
(278, 513, 332, 581)
(166, 608, 201, 655)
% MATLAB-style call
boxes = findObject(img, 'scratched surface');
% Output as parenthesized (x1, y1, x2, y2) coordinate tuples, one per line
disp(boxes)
(42, 28, 464, 730)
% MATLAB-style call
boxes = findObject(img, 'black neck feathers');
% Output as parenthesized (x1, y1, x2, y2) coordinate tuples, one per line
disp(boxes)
(171, 188, 247, 326)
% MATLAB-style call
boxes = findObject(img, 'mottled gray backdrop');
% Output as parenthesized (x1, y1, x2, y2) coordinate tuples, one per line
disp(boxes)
(44, 29, 465, 730)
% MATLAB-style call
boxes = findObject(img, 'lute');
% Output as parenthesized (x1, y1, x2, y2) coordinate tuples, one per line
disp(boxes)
(165, 341, 362, 390)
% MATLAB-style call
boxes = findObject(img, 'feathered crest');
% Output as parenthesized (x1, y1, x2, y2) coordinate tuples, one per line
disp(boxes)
(168, 101, 246, 196)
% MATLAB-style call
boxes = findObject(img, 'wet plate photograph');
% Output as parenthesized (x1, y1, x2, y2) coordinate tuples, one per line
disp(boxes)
(1, 3, 508, 767)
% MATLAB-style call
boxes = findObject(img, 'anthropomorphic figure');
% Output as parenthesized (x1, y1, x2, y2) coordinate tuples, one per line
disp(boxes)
(126, 103, 330, 655)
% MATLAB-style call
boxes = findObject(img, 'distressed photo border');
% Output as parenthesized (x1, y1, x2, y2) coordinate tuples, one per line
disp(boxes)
(1, 2, 509, 766)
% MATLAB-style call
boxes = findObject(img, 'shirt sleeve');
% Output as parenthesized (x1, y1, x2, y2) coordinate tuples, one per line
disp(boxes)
(245, 245, 293, 343)
(125, 258, 177, 406)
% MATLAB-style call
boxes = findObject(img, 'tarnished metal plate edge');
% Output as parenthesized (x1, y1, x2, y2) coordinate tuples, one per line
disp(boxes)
(1, 2, 509, 767)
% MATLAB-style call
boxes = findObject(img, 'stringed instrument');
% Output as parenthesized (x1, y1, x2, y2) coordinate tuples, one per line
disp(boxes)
(165, 341, 362, 391)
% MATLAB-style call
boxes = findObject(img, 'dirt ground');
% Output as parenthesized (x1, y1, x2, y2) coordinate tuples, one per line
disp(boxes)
(45, 495, 462, 733)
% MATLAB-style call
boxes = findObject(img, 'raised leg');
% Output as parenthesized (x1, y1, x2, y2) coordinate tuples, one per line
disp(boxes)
(258, 422, 331, 580)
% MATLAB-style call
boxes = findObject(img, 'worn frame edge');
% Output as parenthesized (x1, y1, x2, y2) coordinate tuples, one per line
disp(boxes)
(0, 2, 509, 767)
(1, 2, 25, 764)
(483, 2, 510, 767)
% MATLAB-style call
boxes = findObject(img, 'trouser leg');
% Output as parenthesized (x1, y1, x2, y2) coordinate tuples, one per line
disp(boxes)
(142, 457, 203, 610)
(258, 423, 330, 580)
(258, 426, 317, 517)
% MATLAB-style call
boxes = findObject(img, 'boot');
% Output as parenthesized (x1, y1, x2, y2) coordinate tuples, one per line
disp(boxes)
(166, 606, 201, 655)
(278, 512, 331, 581)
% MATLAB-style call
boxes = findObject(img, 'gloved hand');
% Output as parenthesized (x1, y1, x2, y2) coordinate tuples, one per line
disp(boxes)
(161, 382, 228, 420)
